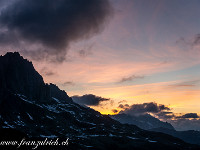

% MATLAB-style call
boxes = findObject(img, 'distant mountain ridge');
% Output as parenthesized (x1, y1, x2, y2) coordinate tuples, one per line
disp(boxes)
(0, 52, 199, 150)
(110, 113, 174, 130)
(111, 113, 200, 146)
(149, 127, 200, 146)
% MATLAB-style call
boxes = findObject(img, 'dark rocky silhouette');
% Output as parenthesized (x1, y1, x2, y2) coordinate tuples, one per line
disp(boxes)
(49, 83, 72, 103)
(0, 52, 51, 103)
(150, 127, 200, 146)
(0, 52, 72, 104)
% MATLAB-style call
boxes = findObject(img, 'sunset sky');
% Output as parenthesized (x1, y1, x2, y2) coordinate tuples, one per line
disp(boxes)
(0, 0, 200, 116)
(38, 0, 200, 115)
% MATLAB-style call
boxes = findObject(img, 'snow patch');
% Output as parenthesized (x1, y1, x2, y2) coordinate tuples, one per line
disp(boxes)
(4, 121, 14, 128)
(46, 115, 54, 120)
(40, 135, 57, 138)
(52, 97, 60, 103)
(59, 107, 75, 115)
(148, 140, 157, 143)
(19, 96, 34, 104)
(27, 113, 33, 120)
(42, 104, 60, 113)
(127, 136, 138, 140)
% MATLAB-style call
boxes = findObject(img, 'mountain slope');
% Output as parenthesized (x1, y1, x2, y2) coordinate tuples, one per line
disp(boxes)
(0, 52, 51, 103)
(0, 52, 199, 150)
(111, 113, 200, 146)
(110, 113, 174, 130)
(150, 127, 200, 146)
(1, 92, 198, 150)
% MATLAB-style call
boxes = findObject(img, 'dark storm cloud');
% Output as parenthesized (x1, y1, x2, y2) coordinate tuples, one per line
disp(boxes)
(72, 94, 110, 106)
(0, 0, 13, 7)
(151, 110, 199, 120)
(0, 0, 4, 4)
(157, 112, 200, 130)
(170, 117, 200, 131)
(156, 111, 175, 119)
(177, 113, 199, 119)
(121, 102, 170, 115)
(118, 75, 144, 83)
(0, 0, 113, 62)
(114, 100, 200, 130)
(167, 113, 200, 130)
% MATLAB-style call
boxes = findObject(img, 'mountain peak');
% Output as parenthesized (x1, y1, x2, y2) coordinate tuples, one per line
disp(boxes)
(3, 51, 21, 57)
(111, 113, 175, 130)
(0, 51, 71, 103)
(0, 52, 33, 66)
(2, 52, 27, 61)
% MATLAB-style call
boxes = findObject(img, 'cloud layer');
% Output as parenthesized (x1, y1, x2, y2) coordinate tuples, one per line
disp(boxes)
(0, 0, 113, 62)
(117, 102, 200, 130)
(72, 94, 110, 106)
(118, 75, 144, 83)
(120, 102, 170, 115)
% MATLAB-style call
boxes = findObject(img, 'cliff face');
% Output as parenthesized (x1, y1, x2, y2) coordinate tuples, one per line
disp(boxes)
(49, 83, 71, 103)
(0, 52, 71, 103)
